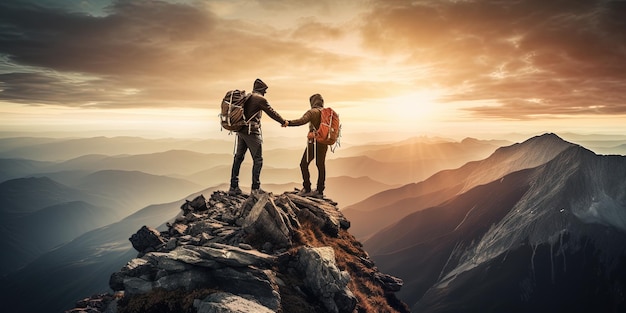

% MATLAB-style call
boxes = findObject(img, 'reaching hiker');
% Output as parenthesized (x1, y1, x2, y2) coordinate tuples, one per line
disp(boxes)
(228, 78, 287, 196)
(282, 93, 329, 199)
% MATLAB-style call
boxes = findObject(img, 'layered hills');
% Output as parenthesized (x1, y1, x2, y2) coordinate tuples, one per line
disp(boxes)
(2, 133, 624, 312)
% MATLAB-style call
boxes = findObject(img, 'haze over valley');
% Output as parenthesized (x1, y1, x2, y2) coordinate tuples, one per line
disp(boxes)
(1, 132, 625, 312)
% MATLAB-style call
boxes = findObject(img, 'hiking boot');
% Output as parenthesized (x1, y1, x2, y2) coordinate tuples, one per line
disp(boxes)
(228, 186, 242, 196)
(297, 188, 312, 196)
(308, 190, 324, 199)
(251, 188, 265, 196)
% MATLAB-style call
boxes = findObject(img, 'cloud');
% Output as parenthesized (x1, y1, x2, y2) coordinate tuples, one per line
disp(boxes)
(360, 0, 626, 119)
(1, 0, 625, 121)
(290, 18, 345, 41)
(0, 0, 365, 108)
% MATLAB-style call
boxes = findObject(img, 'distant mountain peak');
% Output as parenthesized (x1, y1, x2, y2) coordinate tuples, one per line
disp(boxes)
(457, 132, 576, 193)
(527, 132, 569, 144)
(499, 132, 572, 152)
(355, 134, 626, 312)
(417, 144, 626, 312)
(68, 191, 409, 313)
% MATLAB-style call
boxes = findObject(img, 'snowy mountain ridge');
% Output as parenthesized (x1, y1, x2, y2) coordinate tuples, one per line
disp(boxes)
(438, 144, 626, 289)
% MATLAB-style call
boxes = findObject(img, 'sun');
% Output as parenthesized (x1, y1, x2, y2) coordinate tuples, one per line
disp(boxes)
(388, 89, 443, 123)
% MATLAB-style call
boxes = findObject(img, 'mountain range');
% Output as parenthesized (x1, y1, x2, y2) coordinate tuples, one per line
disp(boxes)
(343, 133, 575, 239)
(356, 134, 626, 312)
(1, 133, 624, 312)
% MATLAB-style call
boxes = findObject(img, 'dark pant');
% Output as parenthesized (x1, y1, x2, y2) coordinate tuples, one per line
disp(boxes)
(300, 140, 328, 192)
(230, 132, 263, 190)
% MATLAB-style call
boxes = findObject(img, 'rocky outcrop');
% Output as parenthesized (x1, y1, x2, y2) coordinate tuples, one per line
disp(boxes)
(67, 191, 408, 313)
(295, 246, 355, 312)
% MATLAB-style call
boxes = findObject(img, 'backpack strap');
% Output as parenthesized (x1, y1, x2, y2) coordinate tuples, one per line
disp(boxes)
(239, 93, 258, 134)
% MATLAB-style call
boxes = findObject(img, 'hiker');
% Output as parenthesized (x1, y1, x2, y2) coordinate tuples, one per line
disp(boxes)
(282, 93, 328, 198)
(228, 78, 286, 196)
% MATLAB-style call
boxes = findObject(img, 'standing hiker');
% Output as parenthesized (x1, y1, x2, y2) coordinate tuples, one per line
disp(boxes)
(283, 93, 328, 198)
(228, 78, 286, 196)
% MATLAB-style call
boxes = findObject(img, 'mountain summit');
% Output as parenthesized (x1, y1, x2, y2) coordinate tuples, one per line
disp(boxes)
(67, 191, 409, 313)
(344, 132, 575, 239)
(364, 139, 626, 312)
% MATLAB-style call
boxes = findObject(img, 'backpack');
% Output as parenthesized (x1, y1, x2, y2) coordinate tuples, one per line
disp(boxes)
(314, 107, 341, 148)
(219, 89, 252, 132)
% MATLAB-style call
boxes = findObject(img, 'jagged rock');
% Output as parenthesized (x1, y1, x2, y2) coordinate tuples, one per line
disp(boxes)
(287, 194, 350, 237)
(238, 243, 253, 250)
(165, 237, 177, 250)
(359, 256, 376, 268)
(296, 246, 356, 313)
(181, 194, 208, 215)
(117, 266, 213, 295)
(169, 223, 188, 236)
(101, 191, 407, 313)
(187, 219, 226, 236)
(374, 272, 404, 292)
(241, 193, 298, 250)
(129, 226, 165, 253)
(109, 258, 153, 291)
(65, 293, 117, 313)
(122, 277, 156, 295)
(211, 267, 281, 311)
(152, 269, 213, 292)
(194, 292, 274, 313)
(185, 244, 276, 267)
(110, 244, 278, 302)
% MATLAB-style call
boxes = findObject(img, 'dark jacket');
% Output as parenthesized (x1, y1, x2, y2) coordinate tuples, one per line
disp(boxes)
(287, 93, 324, 132)
(241, 92, 286, 134)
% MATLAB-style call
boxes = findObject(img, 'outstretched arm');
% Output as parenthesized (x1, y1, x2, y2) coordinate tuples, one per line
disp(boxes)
(286, 110, 313, 127)
(259, 100, 286, 125)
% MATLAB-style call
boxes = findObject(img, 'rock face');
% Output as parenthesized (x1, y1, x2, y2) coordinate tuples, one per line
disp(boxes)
(295, 246, 355, 313)
(68, 191, 408, 313)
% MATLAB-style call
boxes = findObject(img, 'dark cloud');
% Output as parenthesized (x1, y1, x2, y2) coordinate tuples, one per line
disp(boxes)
(3, 0, 625, 118)
(0, 0, 358, 108)
(362, 0, 626, 119)
(0, 0, 216, 74)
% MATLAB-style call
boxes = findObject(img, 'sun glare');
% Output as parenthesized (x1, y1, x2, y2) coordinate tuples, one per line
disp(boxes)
(386, 90, 442, 122)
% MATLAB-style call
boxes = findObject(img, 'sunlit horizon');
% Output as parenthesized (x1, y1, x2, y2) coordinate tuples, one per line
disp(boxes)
(1, 0, 625, 142)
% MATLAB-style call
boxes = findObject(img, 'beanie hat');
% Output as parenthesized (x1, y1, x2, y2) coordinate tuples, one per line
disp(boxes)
(253, 78, 268, 92)
(309, 93, 324, 108)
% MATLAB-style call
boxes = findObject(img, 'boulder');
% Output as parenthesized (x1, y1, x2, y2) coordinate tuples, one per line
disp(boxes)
(194, 292, 274, 313)
(109, 258, 153, 291)
(181, 194, 208, 215)
(210, 267, 281, 311)
(242, 193, 298, 249)
(129, 226, 165, 253)
(186, 244, 276, 268)
(296, 246, 356, 313)
(287, 194, 350, 237)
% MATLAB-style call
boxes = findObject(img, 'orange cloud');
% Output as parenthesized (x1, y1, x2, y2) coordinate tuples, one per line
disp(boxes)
(359, 0, 626, 118)
(1, 0, 625, 123)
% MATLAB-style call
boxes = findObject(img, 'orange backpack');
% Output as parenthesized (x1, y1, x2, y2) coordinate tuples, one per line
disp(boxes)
(314, 107, 341, 147)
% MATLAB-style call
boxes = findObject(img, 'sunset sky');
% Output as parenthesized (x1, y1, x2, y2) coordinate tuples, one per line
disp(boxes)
(1, 0, 625, 141)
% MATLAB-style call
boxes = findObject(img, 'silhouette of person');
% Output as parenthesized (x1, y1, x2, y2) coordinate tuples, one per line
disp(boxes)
(229, 78, 286, 196)
(283, 93, 328, 198)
